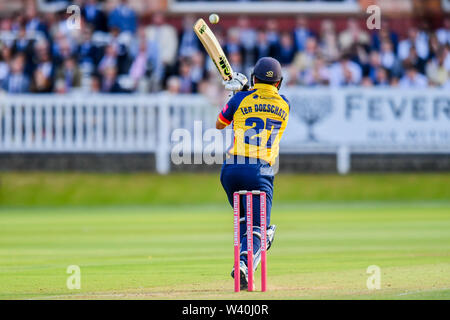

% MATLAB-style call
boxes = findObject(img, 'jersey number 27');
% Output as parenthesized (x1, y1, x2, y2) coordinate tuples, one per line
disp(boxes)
(244, 117, 282, 148)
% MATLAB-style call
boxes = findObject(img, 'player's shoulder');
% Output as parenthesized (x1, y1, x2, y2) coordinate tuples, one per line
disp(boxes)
(279, 94, 290, 105)
(228, 89, 257, 106)
(279, 94, 290, 110)
(233, 89, 257, 101)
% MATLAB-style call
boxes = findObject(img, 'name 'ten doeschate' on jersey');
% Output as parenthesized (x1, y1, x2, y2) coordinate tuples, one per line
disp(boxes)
(217, 83, 290, 165)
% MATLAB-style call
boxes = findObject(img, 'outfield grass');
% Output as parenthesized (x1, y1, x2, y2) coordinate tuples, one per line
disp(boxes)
(1, 172, 450, 206)
(1, 202, 449, 299)
(1, 172, 449, 299)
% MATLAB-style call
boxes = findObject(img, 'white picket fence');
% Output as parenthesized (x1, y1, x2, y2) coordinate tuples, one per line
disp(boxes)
(1, 90, 449, 174)
(0, 94, 217, 174)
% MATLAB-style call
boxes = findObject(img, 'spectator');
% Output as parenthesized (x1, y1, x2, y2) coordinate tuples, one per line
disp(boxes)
(128, 38, 149, 90)
(33, 40, 54, 92)
(329, 53, 362, 86)
(53, 9, 80, 42)
(237, 16, 257, 48)
(390, 76, 400, 87)
(166, 75, 181, 94)
(12, 24, 34, 57)
(108, 0, 137, 33)
(361, 76, 373, 87)
(224, 28, 242, 57)
(190, 51, 206, 84)
(445, 45, 450, 70)
(130, 26, 159, 74)
(294, 36, 319, 73)
(371, 20, 399, 52)
(365, 50, 382, 83)
(403, 46, 426, 75)
(44, 12, 59, 39)
(319, 19, 339, 62)
(1, 12, 450, 93)
(0, 15, 13, 33)
(55, 56, 82, 92)
(77, 25, 101, 72)
(236, 16, 257, 68)
(436, 17, 450, 46)
(399, 63, 428, 88)
(178, 58, 197, 93)
(398, 27, 429, 61)
(428, 33, 444, 62)
(373, 67, 390, 87)
(266, 19, 280, 46)
(146, 12, 178, 67)
(0, 46, 12, 86)
(24, 5, 48, 38)
(302, 55, 330, 86)
(31, 68, 52, 93)
(338, 18, 370, 52)
(379, 40, 402, 77)
(254, 29, 273, 61)
(294, 16, 313, 52)
(197, 78, 222, 104)
(98, 44, 118, 76)
(145, 13, 178, 84)
(2, 54, 30, 93)
(101, 66, 123, 93)
(275, 32, 296, 66)
(178, 16, 200, 58)
(108, 26, 131, 74)
(350, 42, 369, 70)
(52, 33, 74, 66)
(284, 64, 300, 87)
(11, 12, 26, 33)
(426, 47, 449, 87)
(229, 51, 244, 74)
(82, 0, 108, 32)
(54, 78, 67, 94)
(90, 74, 101, 93)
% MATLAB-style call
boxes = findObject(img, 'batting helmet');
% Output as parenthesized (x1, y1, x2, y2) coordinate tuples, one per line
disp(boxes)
(251, 57, 283, 89)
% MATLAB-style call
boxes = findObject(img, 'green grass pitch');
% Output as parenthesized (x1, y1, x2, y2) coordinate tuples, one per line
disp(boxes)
(1, 202, 449, 299)
(0, 173, 449, 299)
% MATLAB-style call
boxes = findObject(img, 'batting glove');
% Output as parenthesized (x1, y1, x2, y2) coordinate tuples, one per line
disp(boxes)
(222, 72, 249, 92)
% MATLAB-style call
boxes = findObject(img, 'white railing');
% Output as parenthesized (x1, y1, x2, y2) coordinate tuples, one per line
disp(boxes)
(1, 88, 449, 174)
(0, 93, 217, 174)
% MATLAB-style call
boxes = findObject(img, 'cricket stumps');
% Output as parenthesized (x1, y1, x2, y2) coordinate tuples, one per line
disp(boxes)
(233, 190, 267, 292)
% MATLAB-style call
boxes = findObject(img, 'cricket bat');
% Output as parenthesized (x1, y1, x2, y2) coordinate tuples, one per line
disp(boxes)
(193, 18, 233, 81)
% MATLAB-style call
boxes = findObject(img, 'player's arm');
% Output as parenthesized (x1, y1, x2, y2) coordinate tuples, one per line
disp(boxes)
(216, 118, 227, 130)
(216, 106, 232, 130)
(215, 95, 238, 130)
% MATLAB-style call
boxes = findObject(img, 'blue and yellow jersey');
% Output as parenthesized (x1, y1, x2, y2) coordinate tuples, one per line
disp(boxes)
(217, 83, 290, 165)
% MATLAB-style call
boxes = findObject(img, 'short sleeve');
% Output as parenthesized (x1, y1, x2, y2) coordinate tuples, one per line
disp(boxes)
(218, 93, 242, 125)
(280, 94, 290, 111)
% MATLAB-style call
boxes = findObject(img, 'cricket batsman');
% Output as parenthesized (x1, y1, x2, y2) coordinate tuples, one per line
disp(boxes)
(216, 57, 290, 289)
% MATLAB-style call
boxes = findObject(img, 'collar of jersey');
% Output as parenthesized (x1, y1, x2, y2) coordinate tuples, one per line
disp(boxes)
(253, 83, 278, 93)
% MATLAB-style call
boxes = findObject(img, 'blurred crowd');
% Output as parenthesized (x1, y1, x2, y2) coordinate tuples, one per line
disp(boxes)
(177, 0, 354, 2)
(0, 0, 449, 102)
